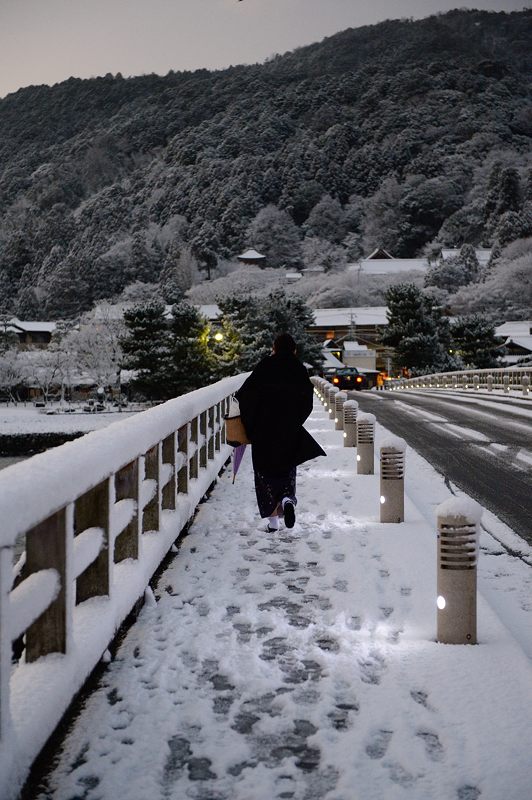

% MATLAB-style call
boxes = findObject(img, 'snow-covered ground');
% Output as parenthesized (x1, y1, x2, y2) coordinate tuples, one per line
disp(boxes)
(27, 400, 532, 800)
(0, 403, 138, 434)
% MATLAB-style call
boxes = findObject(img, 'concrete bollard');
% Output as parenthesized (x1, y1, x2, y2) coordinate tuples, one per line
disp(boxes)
(328, 386, 339, 419)
(436, 498, 481, 645)
(523, 375, 530, 397)
(343, 399, 358, 447)
(335, 391, 348, 431)
(356, 413, 375, 474)
(487, 374, 493, 392)
(473, 374, 479, 391)
(462, 374, 468, 390)
(379, 438, 406, 523)
(452, 375, 458, 390)
(503, 374, 510, 394)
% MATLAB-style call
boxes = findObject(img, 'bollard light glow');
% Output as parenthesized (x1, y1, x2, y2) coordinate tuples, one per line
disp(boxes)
(437, 595, 446, 609)
(357, 454, 361, 461)
(380, 495, 386, 504)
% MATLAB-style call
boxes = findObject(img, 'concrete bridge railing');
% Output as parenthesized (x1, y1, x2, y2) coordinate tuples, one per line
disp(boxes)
(390, 367, 531, 396)
(0, 374, 244, 799)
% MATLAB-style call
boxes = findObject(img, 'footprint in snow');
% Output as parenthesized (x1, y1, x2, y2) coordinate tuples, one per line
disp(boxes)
(410, 689, 435, 711)
(366, 729, 393, 759)
(358, 650, 386, 685)
(417, 730, 444, 762)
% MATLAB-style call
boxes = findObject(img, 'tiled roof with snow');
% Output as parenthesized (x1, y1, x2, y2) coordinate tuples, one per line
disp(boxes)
(8, 318, 57, 333)
(495, 320, 532, 337)
(312, 307, 388, 327)
(237, 249, 265, 259)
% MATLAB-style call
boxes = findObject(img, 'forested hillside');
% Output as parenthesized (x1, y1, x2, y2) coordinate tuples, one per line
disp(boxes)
(0, 8, 531, 319)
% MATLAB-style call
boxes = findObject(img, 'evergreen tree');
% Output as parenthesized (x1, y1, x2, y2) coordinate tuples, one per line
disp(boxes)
(304, 194, 347, 244)
(450, 315, 500, 369)
(245, 205, 302, 269)
(168, 302, 213, 395)
(121, 302, 172, 400)
(382, 284, 454, 373)
(217, 291, 322, 371)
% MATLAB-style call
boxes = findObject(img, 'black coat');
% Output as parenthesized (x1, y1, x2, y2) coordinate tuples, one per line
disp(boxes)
(235, 353, 326, 475)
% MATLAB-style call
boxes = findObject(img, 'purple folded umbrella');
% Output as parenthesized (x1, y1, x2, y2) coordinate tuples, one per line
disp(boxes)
(232, 444, 247, 483)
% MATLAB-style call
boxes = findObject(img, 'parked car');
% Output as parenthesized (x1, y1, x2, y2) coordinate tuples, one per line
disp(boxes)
(329, 367, 368, 390)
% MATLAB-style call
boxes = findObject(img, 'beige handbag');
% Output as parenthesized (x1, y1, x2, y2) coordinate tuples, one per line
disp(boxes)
(224, 396, 251, 446)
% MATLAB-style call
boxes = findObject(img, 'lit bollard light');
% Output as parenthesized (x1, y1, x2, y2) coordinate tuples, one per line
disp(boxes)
(503, 374, 510, 394)
(335, 391, 348, 431)
(523, 375, 530, 397)
(487, 374, 493, 392)
(473, 374, 479, 391)
(328, 387, 339, 420)
(452, 375, 458, 390)
(462, 374, 468, 390)
(356, 413, 375, 474)
(379, 438, 406, 523)
(436, 498, 482, 645)
(343, 399, 358, 447)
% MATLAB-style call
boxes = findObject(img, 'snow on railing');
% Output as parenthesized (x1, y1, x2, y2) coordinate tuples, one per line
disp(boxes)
(390, 367, 532, 396)
(0, 374, 244, 800)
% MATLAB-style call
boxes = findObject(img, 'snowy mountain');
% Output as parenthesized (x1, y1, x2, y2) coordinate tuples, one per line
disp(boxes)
(0, 8, 530, 319)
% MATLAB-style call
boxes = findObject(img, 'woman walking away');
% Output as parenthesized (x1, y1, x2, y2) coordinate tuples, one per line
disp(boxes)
(235, 333, 326, 532)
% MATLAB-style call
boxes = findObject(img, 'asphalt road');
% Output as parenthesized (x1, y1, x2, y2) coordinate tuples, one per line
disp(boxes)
(354, 390, 532, 545)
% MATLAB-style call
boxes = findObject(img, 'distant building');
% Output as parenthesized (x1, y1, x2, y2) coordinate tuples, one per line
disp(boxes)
(342, 340, 377, 371)
(237, 248, 266, 266)
(4, 318, 56, 348)
(349, 248, 429, 275)
(495, 320, 532, 365)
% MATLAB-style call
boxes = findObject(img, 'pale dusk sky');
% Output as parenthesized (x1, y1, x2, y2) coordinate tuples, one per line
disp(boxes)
(0, 0, 529, 99)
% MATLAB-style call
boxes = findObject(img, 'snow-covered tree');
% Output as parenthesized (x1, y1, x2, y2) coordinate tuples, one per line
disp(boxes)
(121, 303, 173, 400)
(0, 349, 26, 401)
(245, 205, 302, 269)
(450, 315, 501, 369)
(304, 194, 347, 244)
(382, 284, 459, 373)
(301, 237, 347, 273)
(168, 302, 212, 395)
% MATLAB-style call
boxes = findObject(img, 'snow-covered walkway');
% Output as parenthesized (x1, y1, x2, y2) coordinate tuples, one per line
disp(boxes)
(35, 401, 532, 800)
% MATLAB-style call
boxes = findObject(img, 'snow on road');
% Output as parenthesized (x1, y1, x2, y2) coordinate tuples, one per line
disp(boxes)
(32, 400, 532, 800)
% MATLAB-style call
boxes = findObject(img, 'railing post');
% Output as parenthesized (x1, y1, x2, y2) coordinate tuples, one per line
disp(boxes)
(208, 406, 215, 460)
(356, 413, 375, 475)
(380, 439, 406, 523)
(0, 546, 12, 740)
(343, 399, 358, 447)
(75, 479, 111, 603)
(215, 403, 222, 451)
(142, 444, 161, 533)
(436, 499, 481, 645)
(25, 506, 73, 662)
(114, 459, 140, 561)
(162, 432, 177, 510)
(190, 417, 199, 479)
(178, 424, 189, 494)
(522, 375, 530, 397)
(334, 391, 347, 431)
(199, 410, 208, 468)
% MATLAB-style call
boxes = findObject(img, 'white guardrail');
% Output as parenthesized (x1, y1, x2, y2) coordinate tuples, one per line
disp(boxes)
(389, 367, 531, 396)
(0, 374, 244, 799)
